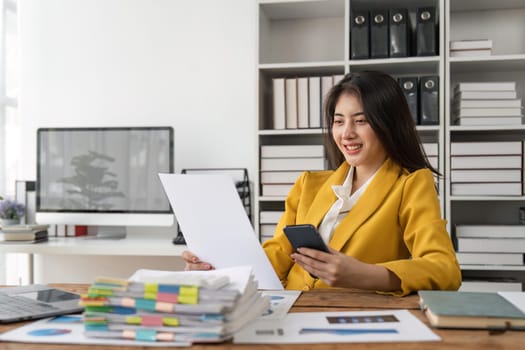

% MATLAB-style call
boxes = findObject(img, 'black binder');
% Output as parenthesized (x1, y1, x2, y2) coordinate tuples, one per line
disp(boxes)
(419, 76, 439, 125)
(370, 9, 389, 58)
(350, 10, 370, 59)
(416, 7, 437, 56)
(398, 77, 419, 124)
(389, 8, 409, 57)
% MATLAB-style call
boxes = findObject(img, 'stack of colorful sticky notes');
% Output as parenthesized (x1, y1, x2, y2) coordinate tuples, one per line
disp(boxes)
(80, 266, 269, 344)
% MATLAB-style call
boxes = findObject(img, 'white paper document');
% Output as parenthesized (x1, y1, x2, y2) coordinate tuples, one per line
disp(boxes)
(499, 292, 525, 313)
(234, 309, 440, 344)
(260, 290, 301, 320)
(129, 266, 254, 293)
(159, 173, 283, 290)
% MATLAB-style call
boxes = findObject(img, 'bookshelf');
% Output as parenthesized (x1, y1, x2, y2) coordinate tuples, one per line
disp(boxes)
(256, 0, 525, 290)
(445, 0, 525, 291)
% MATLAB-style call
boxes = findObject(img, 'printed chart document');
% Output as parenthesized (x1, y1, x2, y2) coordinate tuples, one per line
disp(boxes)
(234, 309, 440, 344)
(159, 173, 283, 290)
(260, 290, 301, 320)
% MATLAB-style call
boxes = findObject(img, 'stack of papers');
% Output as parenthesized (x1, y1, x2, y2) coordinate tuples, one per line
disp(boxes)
(80, 266, 270, 345)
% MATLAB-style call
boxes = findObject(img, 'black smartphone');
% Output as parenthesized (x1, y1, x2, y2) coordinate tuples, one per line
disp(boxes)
(283, 224, 330, 253)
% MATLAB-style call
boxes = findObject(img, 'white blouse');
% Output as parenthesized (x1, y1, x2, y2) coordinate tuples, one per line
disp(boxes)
(318, 166, 378, 244)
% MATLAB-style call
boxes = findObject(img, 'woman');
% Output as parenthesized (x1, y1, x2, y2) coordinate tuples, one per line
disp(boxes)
(184, 71, 461, 296)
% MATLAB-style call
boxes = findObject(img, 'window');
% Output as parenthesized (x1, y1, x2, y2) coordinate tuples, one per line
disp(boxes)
(1, 0, 21, 285)
(1, 0, 19, 197)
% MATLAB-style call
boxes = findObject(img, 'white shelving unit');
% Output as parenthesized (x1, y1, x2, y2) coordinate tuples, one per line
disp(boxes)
(257, 0, 347, 243)
(0, 236, 186, 256)
(445, 0, 525, 289)
(256, 0, 525, 290)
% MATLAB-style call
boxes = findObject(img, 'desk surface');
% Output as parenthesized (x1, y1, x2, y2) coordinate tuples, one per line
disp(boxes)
(0, 237, 187, 256)
(0, 285, 522, 349)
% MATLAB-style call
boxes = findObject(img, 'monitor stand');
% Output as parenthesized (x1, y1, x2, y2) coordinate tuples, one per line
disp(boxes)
(84, 226, 127, 240)
(172, 232, 186, 245)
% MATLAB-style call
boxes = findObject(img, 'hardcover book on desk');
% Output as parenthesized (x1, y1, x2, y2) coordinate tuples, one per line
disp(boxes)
(419, 290, 525, 330)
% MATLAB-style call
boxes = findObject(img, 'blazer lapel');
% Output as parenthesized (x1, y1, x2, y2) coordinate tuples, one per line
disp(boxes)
(330, 159, 402, 251)
(304, 162, 350, 227)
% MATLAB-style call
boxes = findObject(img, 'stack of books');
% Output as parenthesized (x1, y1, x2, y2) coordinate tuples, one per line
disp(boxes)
(449, 39, 492, 57)
(259, 211, 284, 243)
(80, 266, 270, 345)
(450, 141, 523, 196)
(455, 224, 525, 291)
(260, 144, 325, 198)
(421, 142, 439, 184)
(0, 224, 49, 243)
(452, 81, 523, 126)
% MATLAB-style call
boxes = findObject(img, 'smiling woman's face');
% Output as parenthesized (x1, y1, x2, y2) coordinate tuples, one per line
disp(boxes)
(331, 92, 387, 175)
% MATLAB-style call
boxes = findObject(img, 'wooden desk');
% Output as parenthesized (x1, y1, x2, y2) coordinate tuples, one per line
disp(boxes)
(0, 285, 522, 349)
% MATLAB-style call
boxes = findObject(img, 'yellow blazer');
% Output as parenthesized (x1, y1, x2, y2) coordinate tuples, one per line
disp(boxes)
(262, 159, 461, 296)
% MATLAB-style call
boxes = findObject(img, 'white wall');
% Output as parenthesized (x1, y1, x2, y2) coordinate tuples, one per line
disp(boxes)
(17, 0, 257, 282)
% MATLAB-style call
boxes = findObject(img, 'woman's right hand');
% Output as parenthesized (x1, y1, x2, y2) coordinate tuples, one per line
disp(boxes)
(182, 250, 214, 271)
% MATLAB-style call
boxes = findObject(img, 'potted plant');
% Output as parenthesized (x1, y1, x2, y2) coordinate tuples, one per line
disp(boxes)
(0, 197, 25, 226)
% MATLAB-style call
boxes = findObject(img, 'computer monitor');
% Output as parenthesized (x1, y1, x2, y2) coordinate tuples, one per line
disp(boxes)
(35, 126, 174, 239)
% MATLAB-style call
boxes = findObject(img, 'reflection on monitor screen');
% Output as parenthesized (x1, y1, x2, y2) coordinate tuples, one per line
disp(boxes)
(36, 127, 174, 239)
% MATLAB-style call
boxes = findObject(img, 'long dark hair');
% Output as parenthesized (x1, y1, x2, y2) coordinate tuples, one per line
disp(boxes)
(323, 71, 439, 176)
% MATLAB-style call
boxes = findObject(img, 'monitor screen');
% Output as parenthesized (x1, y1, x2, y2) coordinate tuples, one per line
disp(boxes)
(36, 127, 174, 238)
